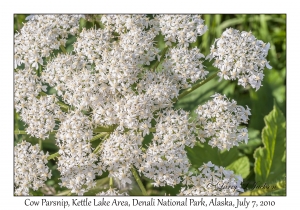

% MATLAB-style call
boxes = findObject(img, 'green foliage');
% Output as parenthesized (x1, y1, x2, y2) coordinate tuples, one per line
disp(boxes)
(187, 142, 250, 178)
(226, 157, 250, 179)
(175, 14, 286, 196)
(254, 102, 286, 185)
(241, 103, 286, 196)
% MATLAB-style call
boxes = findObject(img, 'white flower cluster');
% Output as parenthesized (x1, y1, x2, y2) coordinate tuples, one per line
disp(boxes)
(157, 15, 208, 47)
(56, 112, 101, 195)
(14, 15, 83, 140)
(14, 141, 51, 195)
(195, 93, 251, 150)
(163, 47, 208, 88)
(14, 14, 83, 69)
(14, 67, 64, 139)
(20, 95, 63, 139)
(41, 54, 96, 109)
(206, 28, 272, 90)
(13, 14, 270, 196)
(141, 109, 195, 187)
(179, 161, 243, 196)
(14, 68, 46, 112)
(100, 130, 142, 186)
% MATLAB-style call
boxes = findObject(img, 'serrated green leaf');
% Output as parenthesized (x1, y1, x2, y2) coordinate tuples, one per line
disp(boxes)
(226, 156, 250, 179)
(254, 102, 286, 184)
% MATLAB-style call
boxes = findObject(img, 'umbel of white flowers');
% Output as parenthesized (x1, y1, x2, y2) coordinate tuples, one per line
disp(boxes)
(14, 141, 51, 195)
(206, 28, 272, 90)
(14, 14, 271, 195)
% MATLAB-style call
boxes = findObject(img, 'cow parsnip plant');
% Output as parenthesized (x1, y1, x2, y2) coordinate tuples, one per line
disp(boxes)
(14, 14, 285, 196)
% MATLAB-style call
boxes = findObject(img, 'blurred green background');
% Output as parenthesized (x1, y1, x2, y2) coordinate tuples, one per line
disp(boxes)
(14, 14, 286, 196)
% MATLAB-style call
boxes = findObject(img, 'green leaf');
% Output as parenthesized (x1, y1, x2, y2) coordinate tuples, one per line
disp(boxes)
(249, 83, 274, 130)
(254, 102, 286, 185)
(186, 142, 241, 169)
(226, 156, 250, 179)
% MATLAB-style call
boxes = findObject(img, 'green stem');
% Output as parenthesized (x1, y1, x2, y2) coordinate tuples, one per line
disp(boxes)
(14, 130, 28, 135)
(93, 125, 118, 133)
(90, 132, 108, 142)
(60, 45, 67, 54)
(47, 152, 59, 160)
(56, 190, 71, 196)
(47, 133, 109, 160)
(109, 177, 113, 188)
(131, 166, 147, 196)
(152, 47, 169, 70)
(57, 101, 70, 112)
(14, 130, 57, 135)
(39, 91, 70, 112)
(93, 134, 109, 154)
(174, 72, 218, 102)
(149, 127, 156, 133)
(39, 139, 42, 150)
(37, 63, 42, 77)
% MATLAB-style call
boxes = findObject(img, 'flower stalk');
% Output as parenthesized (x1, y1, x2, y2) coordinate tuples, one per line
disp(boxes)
(152, 47, 169, 71)
(131, 166, 147, 196)
(60, 45, 67, 54)
(174, 71, 218, 102)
